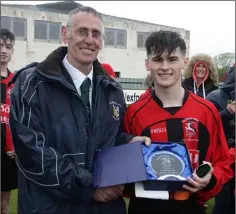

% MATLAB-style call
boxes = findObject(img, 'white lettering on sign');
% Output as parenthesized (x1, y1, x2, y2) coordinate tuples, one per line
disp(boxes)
(123, 90, 145, 105)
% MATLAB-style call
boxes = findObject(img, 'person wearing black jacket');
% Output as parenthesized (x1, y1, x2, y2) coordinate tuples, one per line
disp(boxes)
(206, 65, 235, 214)
(9, 6, 149, 214)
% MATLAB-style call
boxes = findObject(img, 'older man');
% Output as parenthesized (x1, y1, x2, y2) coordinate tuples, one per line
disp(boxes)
(9, 6, 149, 214)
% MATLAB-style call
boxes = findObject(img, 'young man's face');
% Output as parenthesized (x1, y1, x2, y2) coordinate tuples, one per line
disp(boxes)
(145, 47, 187, 89)
(1, 39, 14, 65)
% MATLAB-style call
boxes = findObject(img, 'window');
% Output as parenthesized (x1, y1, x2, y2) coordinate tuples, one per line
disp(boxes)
(137, 32, 151, 48)
(104, 28, 127, 48)
(34, 20, 61, 42)
(1, 16, 27, 39)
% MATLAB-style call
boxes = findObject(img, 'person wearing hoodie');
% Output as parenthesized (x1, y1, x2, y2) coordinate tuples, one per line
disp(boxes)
(182, 54, 219, 99)
(206, 65, 235, 214)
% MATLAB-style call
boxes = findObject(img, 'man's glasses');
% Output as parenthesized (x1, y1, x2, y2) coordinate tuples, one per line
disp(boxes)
(69, 27, 106, 40)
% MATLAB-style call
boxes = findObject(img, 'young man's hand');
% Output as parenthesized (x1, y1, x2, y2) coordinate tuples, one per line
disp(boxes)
(183, 162, 213, 193)
(94, 185, 124, 203)
(129, 136, 151, 146)
(227, 101, 236, 115)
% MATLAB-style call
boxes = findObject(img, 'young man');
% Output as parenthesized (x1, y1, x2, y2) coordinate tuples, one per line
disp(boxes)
(9, 6, 148, 214)
(207, 65, 235, 214)
(123, 31, 233, 214)
(1, 28, 18, 214)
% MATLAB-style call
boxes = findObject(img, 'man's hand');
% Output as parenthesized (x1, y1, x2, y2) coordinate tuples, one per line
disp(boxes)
(227, 101, 236, 115)
(183, 162, 213, 193)
(129, 136, 151, 146)
(94, 185, 124, 203)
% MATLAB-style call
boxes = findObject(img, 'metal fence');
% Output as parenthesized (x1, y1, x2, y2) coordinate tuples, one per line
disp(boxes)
(118, 77, 223, 90)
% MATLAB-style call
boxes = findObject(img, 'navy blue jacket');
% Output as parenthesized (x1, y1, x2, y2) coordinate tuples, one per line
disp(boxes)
(9, 47, 132, 214)
(206, 66, 235, 148)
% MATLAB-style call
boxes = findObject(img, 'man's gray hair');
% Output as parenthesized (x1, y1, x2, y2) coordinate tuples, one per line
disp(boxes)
(66, 6, 103, 27)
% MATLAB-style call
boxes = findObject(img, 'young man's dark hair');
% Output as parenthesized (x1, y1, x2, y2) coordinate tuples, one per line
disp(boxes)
(1, 28, 15, 43)
(145, 30, 186, 57)
(123, 30, 233, 214)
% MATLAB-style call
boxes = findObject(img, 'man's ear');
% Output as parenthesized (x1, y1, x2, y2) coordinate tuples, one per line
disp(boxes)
(61, 25, 69, 44)
(145, 59, 150, 71)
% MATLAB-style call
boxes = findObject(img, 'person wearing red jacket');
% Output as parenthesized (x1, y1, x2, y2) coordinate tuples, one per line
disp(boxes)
(1, 28, 18, 214)
(123, 30, 233, 214)
(101, 63, 117, 79)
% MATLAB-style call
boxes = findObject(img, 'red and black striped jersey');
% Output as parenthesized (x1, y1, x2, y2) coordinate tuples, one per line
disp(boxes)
(123, 90, 233, 203)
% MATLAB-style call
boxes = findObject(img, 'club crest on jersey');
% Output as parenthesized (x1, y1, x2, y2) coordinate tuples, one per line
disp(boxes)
(110, 101, 121, 121)
(182, 118, 199, 139)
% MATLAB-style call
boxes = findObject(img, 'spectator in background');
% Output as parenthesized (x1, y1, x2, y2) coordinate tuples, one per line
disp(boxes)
(207, 65, 235, 214)
(1, 28, 18, 214)
(101, 63, 117, 79)
(182, 54, 218, 98)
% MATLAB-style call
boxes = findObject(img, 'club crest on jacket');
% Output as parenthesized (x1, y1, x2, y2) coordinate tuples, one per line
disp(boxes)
(110, 101, 121, 121)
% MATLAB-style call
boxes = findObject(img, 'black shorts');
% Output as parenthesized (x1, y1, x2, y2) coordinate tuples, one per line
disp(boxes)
(128, 197, 205, 214)
(1, 152, 18, 191)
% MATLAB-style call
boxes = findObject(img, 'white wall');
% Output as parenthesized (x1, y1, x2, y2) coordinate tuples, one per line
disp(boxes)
(2, 6, 190, 78)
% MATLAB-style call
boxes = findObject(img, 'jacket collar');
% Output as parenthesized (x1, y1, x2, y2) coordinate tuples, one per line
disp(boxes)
(35, 46, 118, 88)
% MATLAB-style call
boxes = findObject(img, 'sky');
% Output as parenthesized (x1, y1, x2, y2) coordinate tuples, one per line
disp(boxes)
(2, 1, 235, 57)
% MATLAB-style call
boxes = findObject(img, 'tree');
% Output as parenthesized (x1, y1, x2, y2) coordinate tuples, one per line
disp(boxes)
(213, 52, 235, 69)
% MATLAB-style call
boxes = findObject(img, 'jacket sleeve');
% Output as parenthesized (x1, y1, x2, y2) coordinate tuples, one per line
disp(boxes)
(122, 107, 136, 197)
(115, 88, 134, 145)
(9, 72, 94, 203)
(197, 107, 234, 202)
(206, 92, 234, 125)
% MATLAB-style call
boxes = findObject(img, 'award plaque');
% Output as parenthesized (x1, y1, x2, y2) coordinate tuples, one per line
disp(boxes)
(148, 151, 185, 179)
(93, 141, 192, 191)
(142, 142, 193, 191)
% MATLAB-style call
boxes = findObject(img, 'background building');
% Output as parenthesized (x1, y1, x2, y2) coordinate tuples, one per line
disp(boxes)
(1, 1, 190, 103)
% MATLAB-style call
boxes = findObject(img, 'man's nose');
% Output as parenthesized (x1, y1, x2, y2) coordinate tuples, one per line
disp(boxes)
(160, 60, 169, 70)
(84, 32, 94, 44)
(1, 46, 7, 53)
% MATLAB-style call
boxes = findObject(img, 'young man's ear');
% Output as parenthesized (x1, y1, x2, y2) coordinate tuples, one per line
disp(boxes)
(184, 57, 189, 67)
(145, 59, 150, 71)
